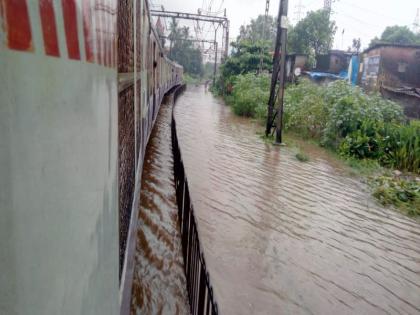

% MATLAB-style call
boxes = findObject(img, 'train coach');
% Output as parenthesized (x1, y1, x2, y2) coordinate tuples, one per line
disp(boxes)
(0, 1, 183, 314)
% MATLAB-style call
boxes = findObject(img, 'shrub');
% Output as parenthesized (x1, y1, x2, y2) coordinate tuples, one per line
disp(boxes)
(372, 176, 420, 216)
(283, 79, 420, 173)
(380, 122, 420, 174)
(229, 73, 270, 119)
(296, 152, 310, 162)
(284, 80, 328, 138)
(321, 81, 404, 148)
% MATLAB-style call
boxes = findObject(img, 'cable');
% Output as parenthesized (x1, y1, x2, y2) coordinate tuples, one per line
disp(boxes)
(338, 0, 405, 24)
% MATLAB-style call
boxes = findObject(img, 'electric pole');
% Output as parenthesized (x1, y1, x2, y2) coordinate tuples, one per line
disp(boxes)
(265, 0, 289, 142)
(274, 0, 289, 144)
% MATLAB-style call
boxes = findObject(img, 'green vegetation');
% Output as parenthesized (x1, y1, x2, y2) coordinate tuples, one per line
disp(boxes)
(288, 10, 337, 63)
(370, 25, 420, 47)
(236, 15, 277, 48)
(183, 73, 202, 85)
(371, 176, 420, 217)
(284, 80, 419, 174)
(223, 73, 270, 119)
(295, 151, 310, 162)
(168, 19, 204, 78)
(286, 81, 420, 215)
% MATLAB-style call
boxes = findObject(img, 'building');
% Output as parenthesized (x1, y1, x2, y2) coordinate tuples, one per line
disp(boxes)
(286, 53, 308, 82)
(360, 43, 420, 118)
(315, 50, 353, 75)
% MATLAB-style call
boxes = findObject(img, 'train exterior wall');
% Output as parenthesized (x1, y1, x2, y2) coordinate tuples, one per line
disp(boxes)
(0, 1, 119, 314)
(0, 1, 182, 315)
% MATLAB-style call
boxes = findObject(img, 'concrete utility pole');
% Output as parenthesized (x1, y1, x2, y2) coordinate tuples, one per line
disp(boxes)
(274, 0, 289, 144)
(265, 0, 289, 143)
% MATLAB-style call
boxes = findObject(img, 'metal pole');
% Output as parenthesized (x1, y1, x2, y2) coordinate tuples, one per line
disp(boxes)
(274, 0, 289, 144)
(213, 27, 218, 85)
(265, 0, 284, 137)
(224, 12, 229, 59)
(258, 0, 270, 74)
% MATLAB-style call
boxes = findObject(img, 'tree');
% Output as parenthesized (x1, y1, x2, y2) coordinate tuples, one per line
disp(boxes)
(168, 19, 204, 77)
(370, 25, 420, 47)
(221, 40, 272, 78)
(287, 10, 336, 58)
(236, 15, 277, 48)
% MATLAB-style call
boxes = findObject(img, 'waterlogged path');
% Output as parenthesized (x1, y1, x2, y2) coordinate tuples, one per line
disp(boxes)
(130, 96, 189, 315)
(174, 86, 420, 315)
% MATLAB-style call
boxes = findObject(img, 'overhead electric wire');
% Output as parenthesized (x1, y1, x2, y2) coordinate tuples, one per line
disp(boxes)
(338, 0, 406, 24)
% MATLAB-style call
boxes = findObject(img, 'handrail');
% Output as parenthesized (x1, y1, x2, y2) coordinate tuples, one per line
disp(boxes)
(171, 85, 219, 315)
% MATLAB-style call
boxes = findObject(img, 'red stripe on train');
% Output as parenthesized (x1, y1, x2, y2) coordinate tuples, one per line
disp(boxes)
(3, 0, 33, 51)
(61, 0, 80, 60)
(39, 0, 60, 57)
(82, 0, 94, 62)
(105, 1, 111, 67)
(102, 0, 108, 67)
(95, 0, 102, 65)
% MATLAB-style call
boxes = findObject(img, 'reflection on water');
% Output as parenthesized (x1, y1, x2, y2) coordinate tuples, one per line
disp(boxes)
(175, 85, 420, 315)
(130, 97, 189, 315)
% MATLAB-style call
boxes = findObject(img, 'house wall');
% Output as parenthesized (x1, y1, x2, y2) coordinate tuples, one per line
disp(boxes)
(380, 46, 420, 88)
(360, 48, 382, 92)
(361, 46, 420, 92)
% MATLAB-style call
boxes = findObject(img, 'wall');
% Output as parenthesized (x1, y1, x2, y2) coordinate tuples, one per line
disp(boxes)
(380, 46, 420, 88)
(361, 45, 420, 92)
(361, 47, 382, 91)
(0, 1, 119, 314)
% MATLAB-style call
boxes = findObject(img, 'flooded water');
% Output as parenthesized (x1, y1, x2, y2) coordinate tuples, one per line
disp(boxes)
(174, 85, 420, 315)
(130, 96, 189, 315)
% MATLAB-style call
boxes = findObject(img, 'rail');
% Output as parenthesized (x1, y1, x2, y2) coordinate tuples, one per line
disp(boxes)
(171, 86, 219, 315)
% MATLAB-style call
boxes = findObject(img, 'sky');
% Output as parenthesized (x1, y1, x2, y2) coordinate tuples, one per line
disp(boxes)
(151, 0, 420, 53)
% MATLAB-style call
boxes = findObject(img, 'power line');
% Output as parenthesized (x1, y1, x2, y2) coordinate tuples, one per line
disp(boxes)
(338, 0, 405, 24)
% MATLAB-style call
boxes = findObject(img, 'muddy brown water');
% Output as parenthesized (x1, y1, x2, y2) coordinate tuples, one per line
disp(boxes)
(130, 96, 189, 315)
(172, 85, 420, 315)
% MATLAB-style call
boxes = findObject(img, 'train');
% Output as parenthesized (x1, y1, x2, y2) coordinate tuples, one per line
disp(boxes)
(0, 1, 183, 314)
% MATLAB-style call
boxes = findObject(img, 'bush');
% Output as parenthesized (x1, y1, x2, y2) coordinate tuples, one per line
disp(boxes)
(372, 176, 420, 216)
(380, 122, 420, 173)
(284, 80, 328, 138)
(228, 73, 270, 119)
(282, 79, 420, 173)
(320, 81, 404, 148)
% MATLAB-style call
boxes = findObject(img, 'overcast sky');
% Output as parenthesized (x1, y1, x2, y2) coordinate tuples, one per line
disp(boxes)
(151, 0, 419, 51)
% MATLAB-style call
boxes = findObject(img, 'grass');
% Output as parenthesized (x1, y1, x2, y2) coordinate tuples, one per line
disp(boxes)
(272, 131, 420, 217)
(295, 152, 310, 162)
(371, 176, 420, 217)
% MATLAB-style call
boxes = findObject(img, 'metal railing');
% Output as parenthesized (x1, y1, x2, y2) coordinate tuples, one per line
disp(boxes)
(171, 85, 219, 315)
